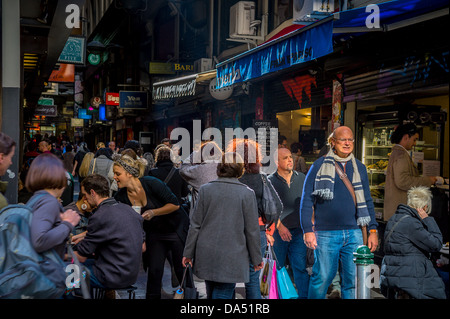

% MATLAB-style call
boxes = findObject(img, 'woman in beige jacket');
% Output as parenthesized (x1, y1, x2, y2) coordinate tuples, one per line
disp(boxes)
(383, 123, 437, 220)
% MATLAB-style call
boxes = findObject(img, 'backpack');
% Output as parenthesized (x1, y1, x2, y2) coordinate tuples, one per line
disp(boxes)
(0, 195, 68, 299)
(260, 174, 281, 225)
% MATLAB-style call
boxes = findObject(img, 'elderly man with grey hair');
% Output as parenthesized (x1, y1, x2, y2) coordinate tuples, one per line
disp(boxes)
(380, 186, 446, 299)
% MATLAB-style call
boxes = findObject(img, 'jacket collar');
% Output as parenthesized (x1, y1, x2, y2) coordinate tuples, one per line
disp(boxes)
(210, 177, 244, 186)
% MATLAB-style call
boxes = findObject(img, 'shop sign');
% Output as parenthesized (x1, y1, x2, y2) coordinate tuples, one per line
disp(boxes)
(35, 105, 57, 117)
(58, 36, 86, 65)
(153, 78, 196, 100)
(90, 96, 103, 107)
(38, 97, 54, 106)
(119, 91, 148, 109)
(216, 20, 333, 88)
(149, 62, 195, 74)
(105, 92, 120, 105)
(48, 63, 75, 82)
(71, 118, 84, 127)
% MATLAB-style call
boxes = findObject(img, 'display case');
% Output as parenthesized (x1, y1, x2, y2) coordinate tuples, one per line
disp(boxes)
(361, 125, 395, 220)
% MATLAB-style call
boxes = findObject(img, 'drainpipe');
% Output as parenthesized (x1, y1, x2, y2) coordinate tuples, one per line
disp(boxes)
(209, 0, 214, 58)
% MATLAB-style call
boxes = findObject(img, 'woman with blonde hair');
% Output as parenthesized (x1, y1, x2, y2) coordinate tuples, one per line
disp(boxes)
(380, 186, 446, 299)
(78, 152, 94, 179)
(113, 151, 186, 299)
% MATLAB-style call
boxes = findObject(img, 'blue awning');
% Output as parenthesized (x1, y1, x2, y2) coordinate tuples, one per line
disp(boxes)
(216, 0, 448, 89)
(333, 0, 448, 33)
(216, 16, 334, 89)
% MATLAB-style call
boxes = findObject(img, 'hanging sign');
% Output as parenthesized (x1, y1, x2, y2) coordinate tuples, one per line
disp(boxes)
(216, 20, 333, 89)
(119, 91, 148, 109)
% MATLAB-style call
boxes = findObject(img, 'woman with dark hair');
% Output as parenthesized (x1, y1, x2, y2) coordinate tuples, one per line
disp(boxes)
(72, 141, 90, 180)
(0, 132, 16, 209)
(182, 152, 263, 299)
(25, 153, 80, 258)
(384, 123, 440, 220)
(149, 146, 189, 204)
(226, 138, 283, 299)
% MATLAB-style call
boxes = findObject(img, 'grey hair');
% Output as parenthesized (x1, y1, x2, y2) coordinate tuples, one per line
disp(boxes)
(407, 186, 433, 214)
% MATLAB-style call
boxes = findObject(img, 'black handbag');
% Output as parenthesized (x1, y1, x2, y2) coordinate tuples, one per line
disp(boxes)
(174, 264, 198, 299)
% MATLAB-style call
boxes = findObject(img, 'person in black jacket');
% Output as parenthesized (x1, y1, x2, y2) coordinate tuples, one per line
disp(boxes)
(73, 174, 144, 290)
(149, 146, 189, 203)
(380, 186, 446, 299)
(113, 152, 184, 299)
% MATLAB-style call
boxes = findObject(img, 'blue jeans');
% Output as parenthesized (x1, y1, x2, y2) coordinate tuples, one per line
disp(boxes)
(83, 259, 105, 289)
(245, 230, 268, 299)
(273, 227, 310, 299)
(205, 281, 236, 299)
(308, 229, 363, 299)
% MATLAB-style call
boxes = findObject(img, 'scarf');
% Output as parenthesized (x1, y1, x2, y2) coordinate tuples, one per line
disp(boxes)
(312, 149, 371, 227)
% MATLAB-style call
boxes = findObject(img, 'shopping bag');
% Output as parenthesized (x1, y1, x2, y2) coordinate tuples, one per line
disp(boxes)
(268, 260, 278, 299)
(276, 267, 298, 299)
(260, 245, 275, 298)
(174, 264, 198, 299)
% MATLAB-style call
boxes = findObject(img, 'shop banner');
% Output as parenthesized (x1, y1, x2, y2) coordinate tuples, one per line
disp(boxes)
(216, 20, 333, 89)
(119, 91, 148, 109)
(153, 77, 196, 100)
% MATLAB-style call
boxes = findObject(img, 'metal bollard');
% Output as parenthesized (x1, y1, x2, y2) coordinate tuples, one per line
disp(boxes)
(353, 245, 374, 299)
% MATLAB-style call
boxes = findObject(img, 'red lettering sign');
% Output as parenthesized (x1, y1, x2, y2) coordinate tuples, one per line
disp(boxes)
(105, 92, 120, 105)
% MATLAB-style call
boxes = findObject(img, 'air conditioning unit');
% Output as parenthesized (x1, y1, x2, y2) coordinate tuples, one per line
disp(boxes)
(293, 0, 335, 23)
(194, 58, 213, 73)
(229, 1, 256, 37)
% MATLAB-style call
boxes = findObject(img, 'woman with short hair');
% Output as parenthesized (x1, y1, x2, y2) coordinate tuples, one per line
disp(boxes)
(25, 153, 80, 258)
(380, 186, 446, 299)
(182, 152, 264, 299)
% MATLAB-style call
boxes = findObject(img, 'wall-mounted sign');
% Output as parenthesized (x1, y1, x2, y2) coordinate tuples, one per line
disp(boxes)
(78, 108, 92, 119)
(49, 63, 75, 82)
(90, 96, 103, 108)
(88, 53, 101, 65)
(71, 118, 84, 127)
(149, 62, 195, 75)
(119, 91, 148, 109)
(38, 97, 54, 106)
(58, 36, 86, 65)
(35, 105, 57, 117)
(105, 92, 120, 106)
(209, 77, 233, 100)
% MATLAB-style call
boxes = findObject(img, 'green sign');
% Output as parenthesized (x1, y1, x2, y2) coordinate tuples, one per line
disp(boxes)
(88, 53, 101, 65)
(58, 36, 86, 65)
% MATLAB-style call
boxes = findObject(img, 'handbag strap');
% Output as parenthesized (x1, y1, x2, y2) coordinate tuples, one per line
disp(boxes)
(90, 158, 97, 175)
(164, 166, 176, 184)
(385, 214, 410, 244)
(335, 162, 356, 206)
(335, 162, 368, 245)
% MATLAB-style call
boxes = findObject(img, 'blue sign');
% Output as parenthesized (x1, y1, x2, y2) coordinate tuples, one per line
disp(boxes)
(216, 20, 333, 88)
(78, 108, 92, 120)
(119, 91, 148, 109)
(99, 104, 107, 121)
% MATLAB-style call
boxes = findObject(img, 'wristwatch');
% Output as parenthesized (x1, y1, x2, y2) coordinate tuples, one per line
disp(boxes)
(369, 229, 378, 234)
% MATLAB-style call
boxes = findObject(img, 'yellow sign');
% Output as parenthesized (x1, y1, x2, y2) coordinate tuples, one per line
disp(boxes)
(149, 62, 195, 74)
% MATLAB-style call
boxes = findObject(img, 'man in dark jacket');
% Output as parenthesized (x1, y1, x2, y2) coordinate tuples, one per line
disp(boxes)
(380, 186, 446, 299)
(74, 174, 145, 289)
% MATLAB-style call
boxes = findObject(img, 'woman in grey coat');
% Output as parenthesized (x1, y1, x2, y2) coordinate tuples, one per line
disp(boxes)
(182, 152, 264, 299)
(380, 186, 446, 299)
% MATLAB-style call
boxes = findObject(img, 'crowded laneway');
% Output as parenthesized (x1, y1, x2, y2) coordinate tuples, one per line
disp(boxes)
(1, 0, 449, 308)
